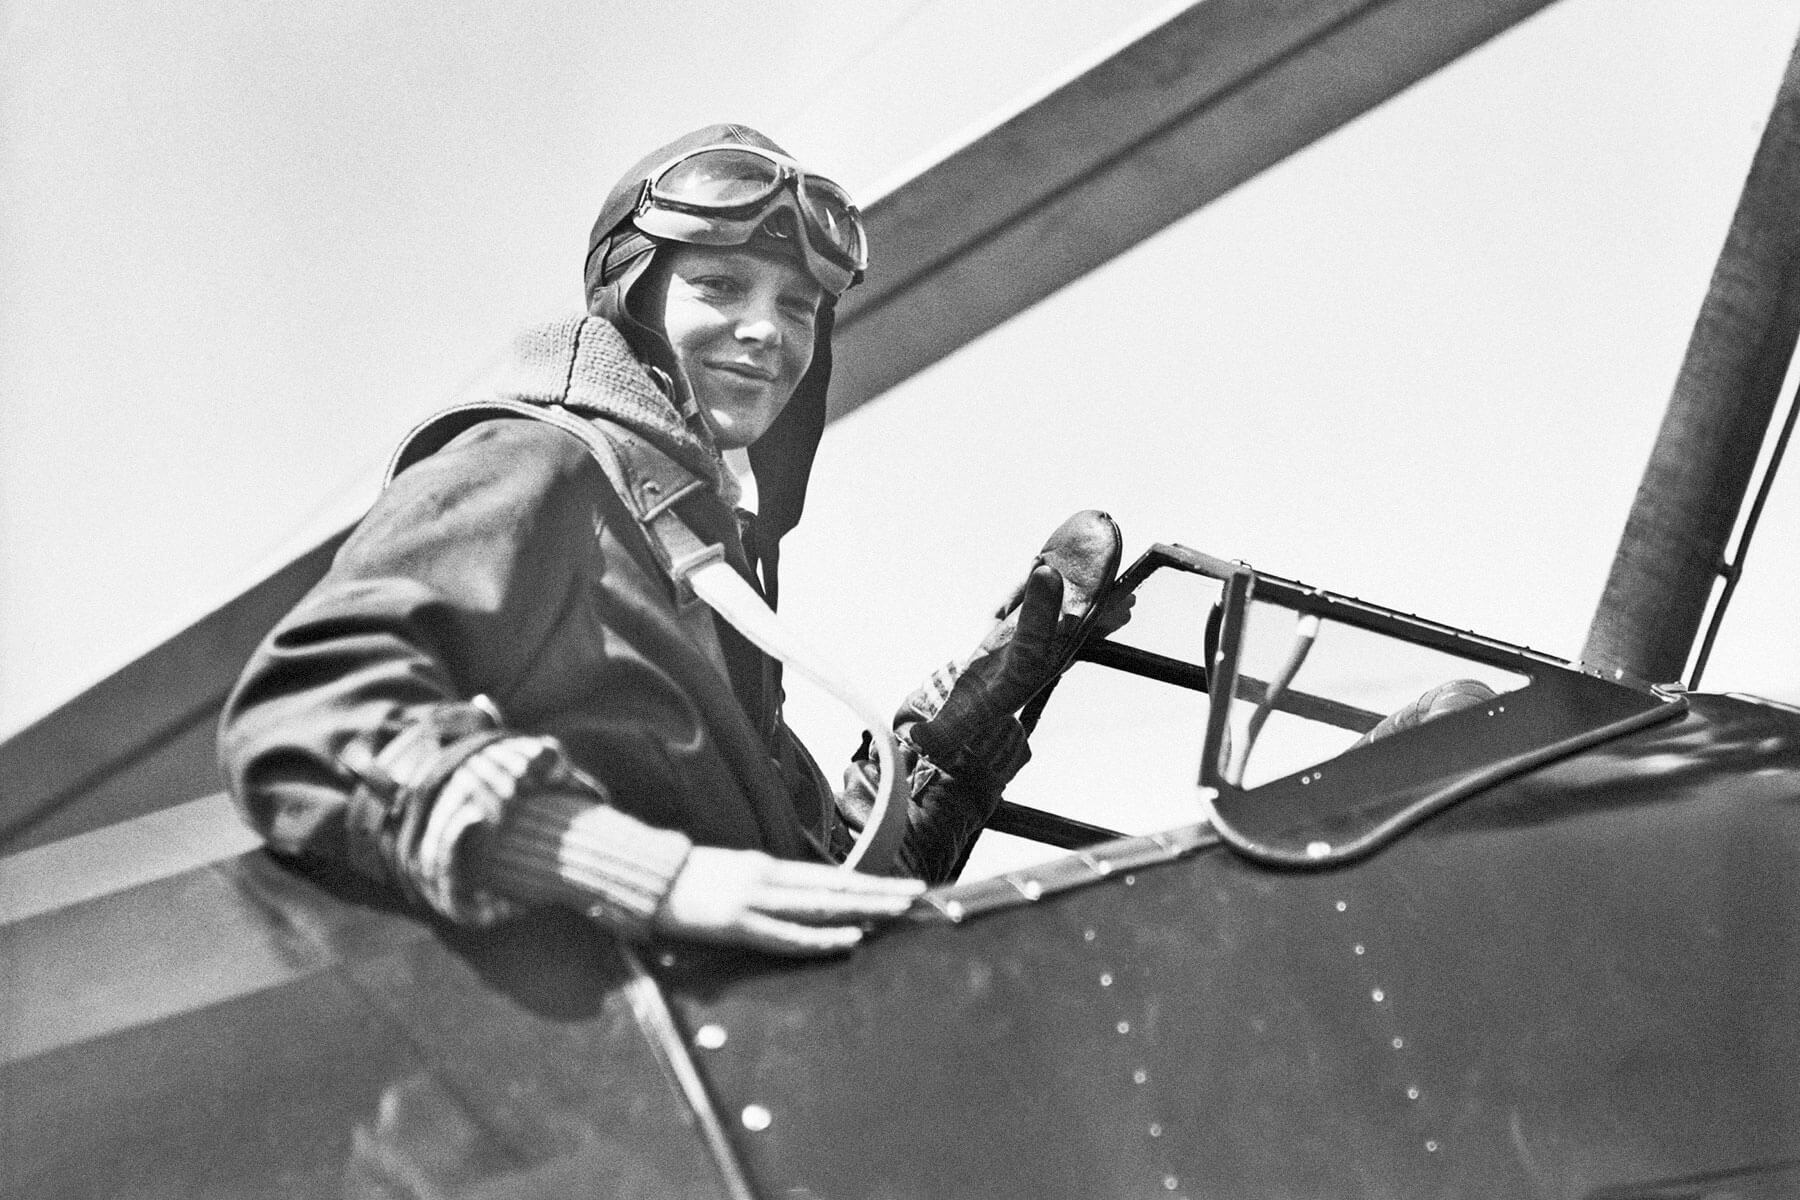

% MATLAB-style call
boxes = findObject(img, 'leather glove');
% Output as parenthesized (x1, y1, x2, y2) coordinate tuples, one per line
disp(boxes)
(902, 510, 1125, 785)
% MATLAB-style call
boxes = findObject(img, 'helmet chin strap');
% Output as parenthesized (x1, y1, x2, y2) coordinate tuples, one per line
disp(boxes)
(597, 246, 720, 445)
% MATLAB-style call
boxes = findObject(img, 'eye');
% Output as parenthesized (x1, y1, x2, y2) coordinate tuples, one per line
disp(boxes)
(690, 273, 745, 299)
(778, 289, 821, 324)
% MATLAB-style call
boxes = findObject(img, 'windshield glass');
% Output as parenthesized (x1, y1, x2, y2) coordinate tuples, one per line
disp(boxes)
(1216, 595, 1531, 790)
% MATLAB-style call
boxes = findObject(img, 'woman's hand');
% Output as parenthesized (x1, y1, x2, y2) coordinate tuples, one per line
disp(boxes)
(650, 847, 926, 956)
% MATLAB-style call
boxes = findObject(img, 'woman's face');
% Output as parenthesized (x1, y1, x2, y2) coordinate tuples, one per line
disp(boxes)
(659, 244, 822, 450)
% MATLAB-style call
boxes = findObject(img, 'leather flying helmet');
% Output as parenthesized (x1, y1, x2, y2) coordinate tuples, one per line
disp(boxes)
(584, 124, 864, 589)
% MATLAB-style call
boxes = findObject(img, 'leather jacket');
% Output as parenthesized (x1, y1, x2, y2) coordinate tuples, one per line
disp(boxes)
(218, 316, 1002, 926)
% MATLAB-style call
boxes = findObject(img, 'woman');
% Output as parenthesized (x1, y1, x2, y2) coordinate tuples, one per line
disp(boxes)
(219, 125, 1122, 956)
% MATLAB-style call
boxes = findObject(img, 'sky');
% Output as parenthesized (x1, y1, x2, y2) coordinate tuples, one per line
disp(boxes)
(6, 0, 1800, 874)
(0, 0, 1184, 733)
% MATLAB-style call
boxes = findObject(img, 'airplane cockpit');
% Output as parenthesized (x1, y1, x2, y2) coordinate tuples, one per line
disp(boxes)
(917, 543, 1687, 923)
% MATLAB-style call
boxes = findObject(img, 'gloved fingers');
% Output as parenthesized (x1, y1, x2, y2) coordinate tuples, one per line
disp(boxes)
(900, 512, 1123, 779)
(966, 560, 1063, 668)
(910, 563, 1066, 729)
(1005, 562, 1067, 677)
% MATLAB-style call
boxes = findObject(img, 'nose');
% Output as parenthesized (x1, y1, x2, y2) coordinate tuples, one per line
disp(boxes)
(734, 316, 779, 348)
(734, 299, 782, 347)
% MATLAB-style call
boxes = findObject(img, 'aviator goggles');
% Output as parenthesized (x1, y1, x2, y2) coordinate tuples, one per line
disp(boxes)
(634, 144, 869, 295)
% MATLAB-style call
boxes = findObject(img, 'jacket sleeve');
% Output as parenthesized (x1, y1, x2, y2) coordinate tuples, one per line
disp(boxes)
(218, 420, 691, 929)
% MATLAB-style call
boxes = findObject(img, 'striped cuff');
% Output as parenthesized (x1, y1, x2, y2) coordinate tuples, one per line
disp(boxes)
(408, 734, 571, 925)
(478, 790, 693, 937)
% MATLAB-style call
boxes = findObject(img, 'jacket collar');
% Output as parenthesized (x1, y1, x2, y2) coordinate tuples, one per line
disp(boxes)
(491, 314, 732, 498)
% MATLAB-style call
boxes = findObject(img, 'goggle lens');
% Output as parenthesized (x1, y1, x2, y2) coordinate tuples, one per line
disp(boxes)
(648, 146, 867, 278)
(653, 148, 782, 209)
(799, 176, 863, 263)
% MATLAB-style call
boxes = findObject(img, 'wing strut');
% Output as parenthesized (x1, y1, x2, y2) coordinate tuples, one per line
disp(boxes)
(1583, 27, 1800, 684)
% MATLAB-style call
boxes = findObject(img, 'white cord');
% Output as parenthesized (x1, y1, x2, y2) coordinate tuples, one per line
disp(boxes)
(684, 560, 908, 873)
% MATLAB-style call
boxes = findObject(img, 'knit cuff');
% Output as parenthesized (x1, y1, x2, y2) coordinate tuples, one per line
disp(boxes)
(478, 790, 694, 938)
(408, 734, 575, 925)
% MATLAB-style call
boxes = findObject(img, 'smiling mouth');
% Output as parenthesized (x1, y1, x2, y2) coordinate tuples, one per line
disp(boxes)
(708, 360, 777, 383)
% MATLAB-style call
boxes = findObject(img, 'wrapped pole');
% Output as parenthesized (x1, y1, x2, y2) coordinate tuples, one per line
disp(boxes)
(1583, 29, 1800, 684)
